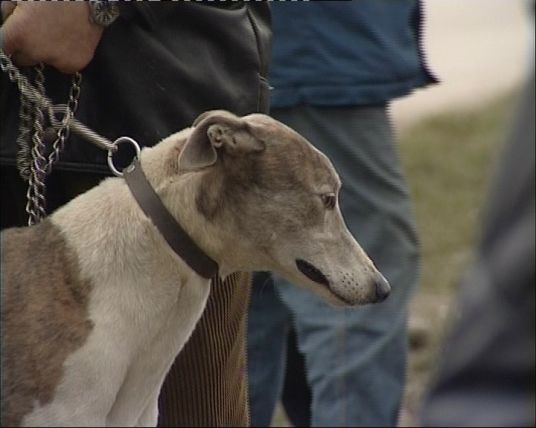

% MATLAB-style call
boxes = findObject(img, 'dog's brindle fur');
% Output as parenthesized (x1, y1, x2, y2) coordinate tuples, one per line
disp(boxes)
(0, 111, 388, 426)
(1, 221, 93, 427)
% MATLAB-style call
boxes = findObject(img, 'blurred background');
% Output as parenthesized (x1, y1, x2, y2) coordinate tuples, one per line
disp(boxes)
(393, 1, 532, 425)
(273, 0, 533, 426)
(391, 0, 533, 132)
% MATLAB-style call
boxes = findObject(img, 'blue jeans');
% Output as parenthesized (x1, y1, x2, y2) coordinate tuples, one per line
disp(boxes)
(247, 105, 420, 427)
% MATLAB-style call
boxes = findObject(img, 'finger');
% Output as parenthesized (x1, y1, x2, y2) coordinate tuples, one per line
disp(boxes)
(11, 50, 38, 68)
(0, 24, 17, 56)
(1, 1, 16, 21)
(0, 7, 22, 55)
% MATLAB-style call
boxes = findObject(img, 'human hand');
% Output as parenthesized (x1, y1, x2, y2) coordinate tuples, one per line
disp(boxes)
(0, 1, 104, 74)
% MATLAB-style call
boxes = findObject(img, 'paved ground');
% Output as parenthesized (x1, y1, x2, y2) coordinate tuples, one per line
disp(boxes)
(391, 0, 533, 133)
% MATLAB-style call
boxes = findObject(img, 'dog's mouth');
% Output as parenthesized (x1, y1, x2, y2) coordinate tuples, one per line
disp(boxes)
(296, 259, 330, 287)
(295, 259, 355, 305)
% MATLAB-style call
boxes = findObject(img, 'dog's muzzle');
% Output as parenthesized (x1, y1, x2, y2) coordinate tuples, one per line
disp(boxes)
(296, 258, 391, 305)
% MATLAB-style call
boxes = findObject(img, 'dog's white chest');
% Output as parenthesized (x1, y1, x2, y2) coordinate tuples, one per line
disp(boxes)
(21, 273, 211, 427)
(105, 274, 211, 426)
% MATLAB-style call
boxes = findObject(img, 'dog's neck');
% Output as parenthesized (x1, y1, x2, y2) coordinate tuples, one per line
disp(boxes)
(152, 171, 244, 279)
(123, 160, 218, 279)
(138, 132, 259, 278)
(51, 133, 253, 280)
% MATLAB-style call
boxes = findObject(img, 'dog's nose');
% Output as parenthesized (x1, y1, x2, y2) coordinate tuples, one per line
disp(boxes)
(374, 274, 391, 302)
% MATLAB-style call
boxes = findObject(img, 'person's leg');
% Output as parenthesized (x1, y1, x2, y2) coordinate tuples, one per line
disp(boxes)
(158, 271, 252, 427)
(272, 105, 420, 427)
(281, 328, 311, 427)
(247, 272, 293, 427)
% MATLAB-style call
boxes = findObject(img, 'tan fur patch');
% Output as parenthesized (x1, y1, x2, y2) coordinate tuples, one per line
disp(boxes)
(194, 123, 339, 233)
(1, 220, 93, 427)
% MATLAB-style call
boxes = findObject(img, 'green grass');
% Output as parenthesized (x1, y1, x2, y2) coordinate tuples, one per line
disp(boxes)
(398, 91, 520, 425)
(398, 93, 518, 294)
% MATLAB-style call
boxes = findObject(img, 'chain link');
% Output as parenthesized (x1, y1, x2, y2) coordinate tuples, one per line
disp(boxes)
(1, 50, 118, 226)
(15, 72, 34, 180)
(26, 88, 48, 224)
(1, 52, 82, 225)
(0, 51, 116, 151)
(43, 71, 83, 175)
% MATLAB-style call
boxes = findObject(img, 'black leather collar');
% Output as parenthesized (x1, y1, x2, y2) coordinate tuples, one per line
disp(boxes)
(123, 159, 219, 279)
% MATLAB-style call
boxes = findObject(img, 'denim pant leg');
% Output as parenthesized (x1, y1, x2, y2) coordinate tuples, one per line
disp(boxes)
(276, 278, 411, 427)
(247, 272, 293, 427)
(272, 105, 420, 427)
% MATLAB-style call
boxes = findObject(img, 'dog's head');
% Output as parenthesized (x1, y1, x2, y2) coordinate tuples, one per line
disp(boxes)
(154, 110, 390, 306)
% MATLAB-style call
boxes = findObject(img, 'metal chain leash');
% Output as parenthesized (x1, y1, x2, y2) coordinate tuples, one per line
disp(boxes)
(25, 64, 49, 223)
(1, 49, 118, 225)
(15, 66, 37, 180)
(24, 66, 82, 224)
(0, 51, 115, 151)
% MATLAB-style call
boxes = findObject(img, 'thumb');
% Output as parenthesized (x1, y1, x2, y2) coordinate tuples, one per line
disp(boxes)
(0, 11, 22, 56)
(1, 1, 16, 21)
(0, 11, 39, 68)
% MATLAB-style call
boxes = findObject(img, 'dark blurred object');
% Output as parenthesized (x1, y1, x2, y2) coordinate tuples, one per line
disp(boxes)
(420, 71, 535, 427)
(281, 330, 311, 427)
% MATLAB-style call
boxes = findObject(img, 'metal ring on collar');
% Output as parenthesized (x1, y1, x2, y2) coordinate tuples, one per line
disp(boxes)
(107, 136, 141, 177)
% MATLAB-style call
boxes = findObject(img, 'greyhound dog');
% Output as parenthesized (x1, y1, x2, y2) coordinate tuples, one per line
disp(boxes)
(0, 110, 390, 427)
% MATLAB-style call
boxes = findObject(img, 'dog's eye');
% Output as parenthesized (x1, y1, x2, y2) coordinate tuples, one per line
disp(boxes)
(321, 193, 336, 210)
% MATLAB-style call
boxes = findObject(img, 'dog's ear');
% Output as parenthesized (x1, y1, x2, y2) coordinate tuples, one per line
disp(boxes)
(178, 110, 265, 172)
